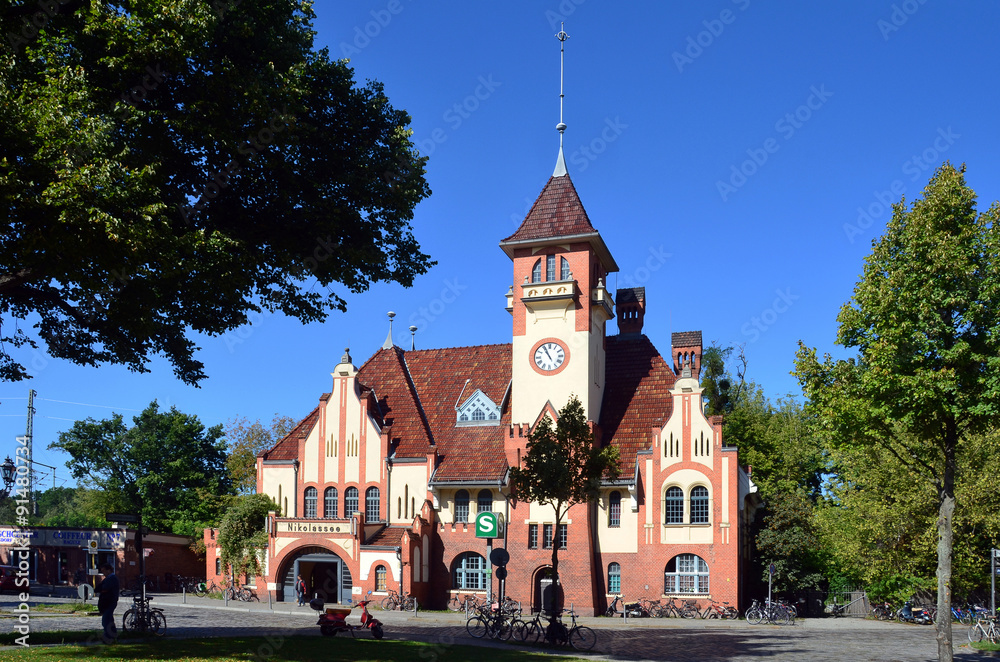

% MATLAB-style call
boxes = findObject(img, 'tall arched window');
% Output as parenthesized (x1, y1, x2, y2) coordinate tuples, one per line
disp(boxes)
(664, 486, 684, 524)
(375, 565, 387, 592)
(454, 490, 469, 523)
(324, 487, 338, 518)
(690, 486, 709, 524)
(560, 256, 570, 280)
(452, 552, 486, 590)
(664, 554, 709, 594)
(303, 487, 317, 518)
(366, 487, 381, 521)
(477, 490, 493, 513)
(608, 491, 621, 528)
(546, 254, 556, 281)
(345, 487, 359, 515)
(608, 562, 621, 594)
(531, 259, 542, 283)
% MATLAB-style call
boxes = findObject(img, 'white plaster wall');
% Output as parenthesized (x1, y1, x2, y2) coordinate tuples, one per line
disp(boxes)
(390, 464, 428, 524)
(262, 466, 294, 516)
(595, 490, 637, 553)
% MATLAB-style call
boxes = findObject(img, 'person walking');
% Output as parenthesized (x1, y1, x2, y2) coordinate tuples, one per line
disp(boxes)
(95, 564, 120, 644)
(295, 575, 307, 606)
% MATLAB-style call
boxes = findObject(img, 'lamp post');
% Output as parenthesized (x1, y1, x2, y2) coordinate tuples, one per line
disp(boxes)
(0, 456, 15, 499)
(395, 545, 403, 597)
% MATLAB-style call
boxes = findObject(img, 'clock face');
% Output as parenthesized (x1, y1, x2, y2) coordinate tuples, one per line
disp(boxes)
(533, 342, 566, 371)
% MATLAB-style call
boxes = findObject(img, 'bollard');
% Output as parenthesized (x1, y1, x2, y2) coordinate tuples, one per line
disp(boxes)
(182, 586, 186, 604)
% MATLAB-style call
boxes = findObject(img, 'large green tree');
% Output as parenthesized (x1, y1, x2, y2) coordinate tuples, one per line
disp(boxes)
(225, 414, 295, 494)
(508, 396, 619, 622)
(217, 493, 276, 582)
(0, 0, 432, 385)
(50, 400, 234, 537)
(795, 163, 1000, 661)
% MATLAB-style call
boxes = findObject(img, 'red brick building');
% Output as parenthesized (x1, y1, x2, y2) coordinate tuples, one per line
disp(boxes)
(241, 150, 760, 613)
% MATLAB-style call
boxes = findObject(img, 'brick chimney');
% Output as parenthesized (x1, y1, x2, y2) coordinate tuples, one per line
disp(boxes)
(671, 331, 702, 380)
(616, 287, 645, 335)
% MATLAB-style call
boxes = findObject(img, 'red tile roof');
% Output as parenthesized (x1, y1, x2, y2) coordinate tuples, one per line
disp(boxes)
(357, 346, 433, 455)
(363, 525, 409, 547)
(600, 335, 677, 473)
(502, 174, 597, 243)
(260, 406, 320, 460)
(671, 331, 702, 348)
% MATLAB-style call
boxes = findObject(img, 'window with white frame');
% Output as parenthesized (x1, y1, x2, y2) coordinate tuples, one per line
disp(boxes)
(324, 487, 338, 518)
(690, 486, 709, 524)
(608, 491, 621, 528)
(304, 487, 317, 518)
(477, 490, 492, 513)
(453, 552, 486, 590)
(560, 256, 570, 280)
(531, 259, 542, 283)
(454, 490, 469, 523)
(456, 390, 501, 425)
(664, 486, 684, 524)
(546, 254, 556, 281)
(345, 487, 359, 515)
(365, 487, 380, 521)
(664, 554, 709, 594)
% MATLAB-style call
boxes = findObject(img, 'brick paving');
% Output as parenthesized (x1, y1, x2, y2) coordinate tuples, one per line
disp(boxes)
(2, 592, 998, 661)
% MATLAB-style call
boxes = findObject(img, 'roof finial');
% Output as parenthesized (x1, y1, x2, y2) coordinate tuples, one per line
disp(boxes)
(382, 311, 396, 350)
(409, 325, 417, 351)
(553, 23, 569, 177)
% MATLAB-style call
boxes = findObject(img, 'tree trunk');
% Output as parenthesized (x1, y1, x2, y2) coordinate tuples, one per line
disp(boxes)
(935, 425, 957, 662)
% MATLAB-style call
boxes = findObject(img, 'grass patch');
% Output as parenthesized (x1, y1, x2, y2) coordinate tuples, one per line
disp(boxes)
(4, 603, 99, 614)
(0, 634, 588, 661)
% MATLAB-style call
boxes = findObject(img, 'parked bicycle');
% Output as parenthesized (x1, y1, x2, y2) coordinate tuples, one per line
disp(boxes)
(746, 598, 794, 625)
(380, 588, 417, 611)
(698, 599, 739, 619)
(466, 602, 514, 641)
(969, 617, 1000, 644)
(122, 595, 166, 636)
(542, 609, 597, 650)
(447, 593, 481, 612)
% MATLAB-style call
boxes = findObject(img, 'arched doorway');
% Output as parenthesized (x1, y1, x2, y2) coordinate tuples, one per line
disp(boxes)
(531, 566, 555, 615)
(278, 546, 353, 605)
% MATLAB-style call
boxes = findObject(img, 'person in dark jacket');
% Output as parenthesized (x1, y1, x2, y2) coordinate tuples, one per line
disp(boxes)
(95, 564, 120, 643)
(296, 575, 307, 606)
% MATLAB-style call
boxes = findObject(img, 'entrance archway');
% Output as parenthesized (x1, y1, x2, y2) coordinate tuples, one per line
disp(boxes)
(278, 546, 352, 605)
(531, 566, 555, 615)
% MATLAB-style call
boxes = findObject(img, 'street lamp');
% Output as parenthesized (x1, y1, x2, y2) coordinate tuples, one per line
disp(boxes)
(0, 456, 15, 499)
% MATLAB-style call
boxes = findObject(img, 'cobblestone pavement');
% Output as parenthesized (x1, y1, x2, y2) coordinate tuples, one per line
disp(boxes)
(2, 592, 998, 661)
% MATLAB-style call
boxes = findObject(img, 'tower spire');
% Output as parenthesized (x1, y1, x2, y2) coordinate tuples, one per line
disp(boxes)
(553, 23, 569, 177)
(382, 311, 396, 350)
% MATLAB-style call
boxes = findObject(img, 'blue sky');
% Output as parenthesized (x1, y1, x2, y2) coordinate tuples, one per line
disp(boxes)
(3, 1, 1000, 489)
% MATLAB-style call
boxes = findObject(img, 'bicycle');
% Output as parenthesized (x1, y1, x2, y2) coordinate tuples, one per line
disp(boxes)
(122, 595, 166, 636)
(542, 609, 597, 651)
(746, 598, 793, 625)
(699, 600, 738, 619)
(466, 603, 514, 641)
(968, 617, 1000, 644)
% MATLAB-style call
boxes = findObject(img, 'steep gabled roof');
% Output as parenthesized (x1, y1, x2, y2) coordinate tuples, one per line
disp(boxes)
(260, 406, 320, 460)
(357, 346, 433, 456)
(600, 335, 677, 473)
(502, 174, 596, 243)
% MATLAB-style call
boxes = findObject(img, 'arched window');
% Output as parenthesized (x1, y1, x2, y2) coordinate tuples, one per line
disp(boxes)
(608, 562, 621, 594)
(324, 487, 338, 518)
(664, 554, 709, 594)
(452, 552, 486, 590)
(472, 408, 485, 421)
(531, 259, 542, 283)
(608, 491, 621, 528)
(454, 490, 469, 523)
(477, 490, 493, 513)
(345, 487, 359, 516)
(375, 565, 387, 592)
(546, 254, 556, 281)
(366, 487, 381, 521)
(304, 487, 317, 518)
(690, 486, 709, 524)
(560, 256, 570, 280)
(664, 486, 684, 524)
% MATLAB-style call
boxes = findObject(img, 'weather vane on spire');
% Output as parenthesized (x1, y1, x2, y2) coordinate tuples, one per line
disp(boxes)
(553, 23, 570, 177)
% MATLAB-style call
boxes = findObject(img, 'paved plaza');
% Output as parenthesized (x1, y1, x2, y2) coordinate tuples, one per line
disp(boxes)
(2, 591, 999, 661)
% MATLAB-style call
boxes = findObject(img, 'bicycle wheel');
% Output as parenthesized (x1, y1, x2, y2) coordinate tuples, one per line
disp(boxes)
(723, 606, 740, 620)
(969, 623, 985, 644)
(491, 618, 514, 641)
(569, 626, 597, 651)
(122, 608, 136, 631)
(466, 615, 488, 639)
(380, 596, 395, 611)
(150, 610, 166, 636)
(402, 596, 417, 611)
(519, 619, 542, 643)
(746, 607, 763, 625)
(448, 597, 462, 612)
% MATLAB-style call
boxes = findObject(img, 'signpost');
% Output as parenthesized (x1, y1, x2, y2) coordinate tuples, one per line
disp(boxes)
(476, 512, 505, 604)
(106, 512, 144, 599)
(992, 548, 999, 615)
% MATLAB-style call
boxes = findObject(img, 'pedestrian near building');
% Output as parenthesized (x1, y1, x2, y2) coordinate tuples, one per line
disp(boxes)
(295, 575, 307, 606)
(95, 564, 120, 644)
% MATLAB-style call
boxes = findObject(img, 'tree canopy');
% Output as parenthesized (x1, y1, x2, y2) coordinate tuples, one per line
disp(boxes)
(795, 163, 1000, 661)
(0, 0, 433, 384)
(50, 400, 234, 537)
(217, 492, 276, 581)
(225, 414, 295, 494)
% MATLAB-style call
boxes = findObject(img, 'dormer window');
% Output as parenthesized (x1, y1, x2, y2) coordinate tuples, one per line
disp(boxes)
(456, 390, 501, 426)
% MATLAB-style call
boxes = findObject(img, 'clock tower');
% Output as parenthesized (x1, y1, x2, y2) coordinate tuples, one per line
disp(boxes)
(500, 152, 618, 425)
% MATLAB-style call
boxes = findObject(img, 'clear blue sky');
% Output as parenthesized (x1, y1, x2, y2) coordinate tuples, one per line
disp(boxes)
(3, 1, 999, 489)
